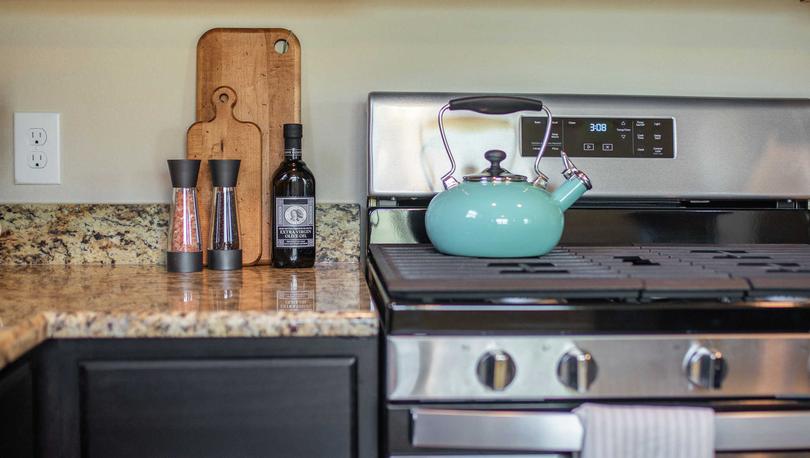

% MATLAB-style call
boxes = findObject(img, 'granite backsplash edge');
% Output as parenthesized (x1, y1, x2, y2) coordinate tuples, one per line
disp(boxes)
(0, 203, 359, 264)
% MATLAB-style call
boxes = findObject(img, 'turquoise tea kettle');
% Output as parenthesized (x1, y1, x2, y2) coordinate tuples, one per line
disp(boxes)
(425, 96, 593, 258)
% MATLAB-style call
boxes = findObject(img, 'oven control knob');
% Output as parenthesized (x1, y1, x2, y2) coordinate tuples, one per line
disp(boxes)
(685, 346, 727, 389)
(557, 347, 598, 392)
(476, 350, 516, 391)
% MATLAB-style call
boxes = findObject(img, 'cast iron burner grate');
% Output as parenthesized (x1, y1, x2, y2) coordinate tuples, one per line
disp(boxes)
(369, 244, 810, 301)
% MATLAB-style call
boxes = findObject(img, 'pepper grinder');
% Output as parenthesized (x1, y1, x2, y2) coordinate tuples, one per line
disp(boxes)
(207, 159, 242, 270)
(166, 159, 203, 272)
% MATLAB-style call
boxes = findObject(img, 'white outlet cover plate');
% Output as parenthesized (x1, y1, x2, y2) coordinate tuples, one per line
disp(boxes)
(14, 112, 60, 184)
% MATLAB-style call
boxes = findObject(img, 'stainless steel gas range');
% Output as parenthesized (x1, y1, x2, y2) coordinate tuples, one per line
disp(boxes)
(365, 92, 810, 457)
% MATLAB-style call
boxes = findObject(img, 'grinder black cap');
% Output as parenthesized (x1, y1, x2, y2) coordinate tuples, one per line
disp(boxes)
(284, 123, 302, 150)
(167, 159, 201, 188)
(209, 159, 241, 187)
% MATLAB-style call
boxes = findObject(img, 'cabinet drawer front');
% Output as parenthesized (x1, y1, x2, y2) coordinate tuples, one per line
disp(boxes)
(81, 358, 356, 458)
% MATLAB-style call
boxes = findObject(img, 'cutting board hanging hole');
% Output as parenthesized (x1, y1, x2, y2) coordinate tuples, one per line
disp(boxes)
(274, 39, 288, 54)
(212, 86, 238, 118)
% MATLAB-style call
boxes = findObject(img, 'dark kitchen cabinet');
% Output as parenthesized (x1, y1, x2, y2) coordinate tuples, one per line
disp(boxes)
(33, 337, 378, 458)
(0, 359, 35, 458)
(81, 358, 356, 457)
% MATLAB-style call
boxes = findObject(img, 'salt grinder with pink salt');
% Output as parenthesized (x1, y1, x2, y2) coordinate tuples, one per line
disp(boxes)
(166, 159, 203, 272)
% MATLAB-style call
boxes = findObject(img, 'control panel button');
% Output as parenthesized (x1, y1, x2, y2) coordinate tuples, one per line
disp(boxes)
(602, 143, 613, 152)
(583, 143, 595, 151)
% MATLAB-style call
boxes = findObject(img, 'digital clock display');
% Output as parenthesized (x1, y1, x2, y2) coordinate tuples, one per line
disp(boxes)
(520, 116, 675, 158)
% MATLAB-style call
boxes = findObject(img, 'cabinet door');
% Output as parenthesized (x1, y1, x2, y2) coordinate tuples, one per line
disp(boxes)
(81, 358, 356, 458)
(0, 362, 34, 458)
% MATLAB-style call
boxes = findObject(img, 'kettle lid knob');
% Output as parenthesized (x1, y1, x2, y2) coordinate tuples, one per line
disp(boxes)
(484, 150, 507, 174)
(463, 150, 527, 183)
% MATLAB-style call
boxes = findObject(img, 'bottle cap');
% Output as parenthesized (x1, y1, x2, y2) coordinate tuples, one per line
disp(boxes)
(284, 123, 302, 139)
(167, 159, 201, 188)
(209, 159, 241, 187)
(284, 124, 303, 152)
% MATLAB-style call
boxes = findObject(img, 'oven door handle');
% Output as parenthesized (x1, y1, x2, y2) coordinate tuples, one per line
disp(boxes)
(411, 408, 810, 452)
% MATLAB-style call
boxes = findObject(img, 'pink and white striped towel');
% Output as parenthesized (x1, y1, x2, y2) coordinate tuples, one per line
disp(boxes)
(574, 404, 715, 458)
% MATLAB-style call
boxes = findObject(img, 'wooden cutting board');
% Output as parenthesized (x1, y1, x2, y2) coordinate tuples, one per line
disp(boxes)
(196, 28, 302, 265)
(187, 86, 263, 265)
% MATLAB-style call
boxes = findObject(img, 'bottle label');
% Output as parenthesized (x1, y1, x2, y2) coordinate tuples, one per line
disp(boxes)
(275, 197, 315, 248)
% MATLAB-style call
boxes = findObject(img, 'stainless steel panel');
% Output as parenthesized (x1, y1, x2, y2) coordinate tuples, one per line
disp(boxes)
(367, 207, 810, 246)
(368, 92, 810, 198)
(717, 412, 810, 451)
(388, 334, 810, 401)
(411, 408, 810, 452)
(368, 208, 429, 244)
(412, 409, 582, 452)
(392, 455, 567, 458)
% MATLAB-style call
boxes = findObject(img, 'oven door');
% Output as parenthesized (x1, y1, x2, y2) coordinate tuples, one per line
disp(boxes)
(391, 407, 810, 457)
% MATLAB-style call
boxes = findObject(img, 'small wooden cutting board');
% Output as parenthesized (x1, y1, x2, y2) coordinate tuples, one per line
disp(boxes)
(187, 86, 262, 265)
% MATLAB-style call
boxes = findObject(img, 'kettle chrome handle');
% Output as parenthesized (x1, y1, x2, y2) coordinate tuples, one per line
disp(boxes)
(437, 96, 553, 189)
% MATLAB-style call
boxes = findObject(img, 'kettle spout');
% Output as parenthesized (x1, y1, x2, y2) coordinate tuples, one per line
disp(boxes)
(553, 151, 592, 211)
(552, 176, 590, 211)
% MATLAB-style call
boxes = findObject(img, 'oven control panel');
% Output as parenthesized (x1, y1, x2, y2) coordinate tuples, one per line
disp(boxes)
(521, 116, 676, 158)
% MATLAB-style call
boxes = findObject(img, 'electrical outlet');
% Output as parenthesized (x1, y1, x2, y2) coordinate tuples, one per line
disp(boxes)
(28, 151, 47, 169)
(14, 112, 60, 184)
(28, 128, 47, 146)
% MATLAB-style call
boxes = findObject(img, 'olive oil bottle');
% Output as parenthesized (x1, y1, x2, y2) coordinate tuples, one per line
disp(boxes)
(271, 124, 316, 268)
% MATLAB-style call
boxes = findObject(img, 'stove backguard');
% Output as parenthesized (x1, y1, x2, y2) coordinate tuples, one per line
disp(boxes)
(368, 92, 810, 200)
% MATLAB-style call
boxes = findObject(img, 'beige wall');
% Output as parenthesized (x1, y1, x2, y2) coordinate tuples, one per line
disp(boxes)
(1, 0, 808, 204)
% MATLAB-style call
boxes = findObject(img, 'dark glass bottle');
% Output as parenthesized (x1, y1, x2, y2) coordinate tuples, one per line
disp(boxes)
(271, 123, 316, 268)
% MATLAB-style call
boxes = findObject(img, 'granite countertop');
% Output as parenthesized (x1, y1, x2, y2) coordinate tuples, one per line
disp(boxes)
(0, 263, 378, 369)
